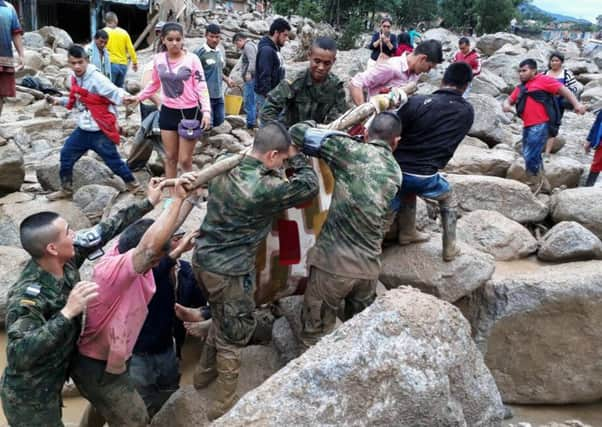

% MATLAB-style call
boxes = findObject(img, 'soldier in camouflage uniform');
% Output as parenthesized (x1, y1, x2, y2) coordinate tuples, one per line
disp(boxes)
(0, 181, 164, 427)
(192, 122, 319, 420)
(259, 37, 347, 127)
(288, 113, 402, 348)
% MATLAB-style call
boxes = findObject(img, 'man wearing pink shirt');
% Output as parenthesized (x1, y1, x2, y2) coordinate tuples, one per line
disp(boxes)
(349, 39, 443, 105)
(70, 176, 194, 427)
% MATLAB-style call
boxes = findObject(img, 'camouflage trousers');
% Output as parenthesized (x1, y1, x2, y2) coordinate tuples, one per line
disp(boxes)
(300, 267, 377, 348)
(70, 353, 148, 427)
(1, 382, 63, 427)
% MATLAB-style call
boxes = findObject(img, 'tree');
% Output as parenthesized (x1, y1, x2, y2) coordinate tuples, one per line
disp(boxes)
(474, 0, 516, 33)
(395, 0, 438, 27)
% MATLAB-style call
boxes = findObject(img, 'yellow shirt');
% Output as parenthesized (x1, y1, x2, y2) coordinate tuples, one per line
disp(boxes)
(103, 26, 137, 65)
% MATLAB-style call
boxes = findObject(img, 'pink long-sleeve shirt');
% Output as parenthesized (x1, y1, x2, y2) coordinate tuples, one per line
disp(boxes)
(350, 53, 419, 97)
(138, 52, 211, 113)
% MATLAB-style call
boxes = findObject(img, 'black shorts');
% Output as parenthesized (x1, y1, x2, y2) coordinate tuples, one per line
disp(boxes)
(159, 105, 200, 131)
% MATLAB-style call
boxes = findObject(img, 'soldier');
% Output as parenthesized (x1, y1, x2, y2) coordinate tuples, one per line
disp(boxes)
(0, 180, 164, 427)
(260, 37, 347, 127)
(192, 122, 319, 420)
(288, 113, 402, 348)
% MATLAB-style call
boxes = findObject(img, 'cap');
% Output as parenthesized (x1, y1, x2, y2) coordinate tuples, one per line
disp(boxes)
(206, 23, 221, 34)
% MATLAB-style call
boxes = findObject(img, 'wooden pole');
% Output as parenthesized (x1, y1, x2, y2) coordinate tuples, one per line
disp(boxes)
(133, 13, 160, 50)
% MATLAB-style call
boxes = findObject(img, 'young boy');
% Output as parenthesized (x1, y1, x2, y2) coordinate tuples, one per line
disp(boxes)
(46, 45, 140, 200)
(503, 58, 585, 192)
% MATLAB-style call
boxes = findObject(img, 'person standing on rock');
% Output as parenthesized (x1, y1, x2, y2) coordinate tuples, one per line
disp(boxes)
(71, 176, 195, 427)
(367, 18, 397, 69)
(103, 11, 138, 88)
(233, 32, 258, 129)
(195, 23, 235, 127)
(288, 113, 402, 349)
(349, 39, 443, 106)
(45, 45, 142, 201)
(191, 122, 318, 420)
(502, 58, 586, 193)
(86, 30, 111, 80)
(260, 37, 347, 127)
(0, 0, 24, 120)
(451, 37, 480, 97)
(584, 108, 602, 186)
(0, 180, 164, 427)
(255, 18, 291, 115)
(392, 62, 475, 262)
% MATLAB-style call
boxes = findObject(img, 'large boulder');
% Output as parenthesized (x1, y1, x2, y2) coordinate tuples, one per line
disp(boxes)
(467, 94, 512, 146)
(580, 86, 602, 104)
(22, 31, 45, 49)
(0, 246, 30, 327)
(506, 156, 584, 189)
(73, 185, 120, 222)
(538, 221, 602, 262)
(36, 155, 127, 193)
(447, 174, 549, 223)
(477, 32, 524, 56)
(37, 26, 73, 49)
(379, 236, 495, 302)
(244, 20, 269, 35)
(461, 261, 602, 403)
(150, 345, 282, 427)
(551, 187, 602, 239)
(457, 210, 537, 261)
(0, 142, 25, 195)
(445, 141, 517, 177)
(472, 69, 508, 96)
(215, 288, 504, 427)
(0, 198, 91, 233)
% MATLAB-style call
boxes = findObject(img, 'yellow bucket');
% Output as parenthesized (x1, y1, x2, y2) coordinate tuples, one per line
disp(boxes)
(225, 94, 243, 115)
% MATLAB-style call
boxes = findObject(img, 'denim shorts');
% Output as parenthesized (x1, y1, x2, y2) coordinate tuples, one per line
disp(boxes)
(391, 172, 451, 211)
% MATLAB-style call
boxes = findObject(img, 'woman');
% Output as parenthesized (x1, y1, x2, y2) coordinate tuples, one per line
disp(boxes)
(135, 22, 211, 185)
(395, 32, 413, 56)
(367, 18, 397, 69)
(543, 51, 578, 156)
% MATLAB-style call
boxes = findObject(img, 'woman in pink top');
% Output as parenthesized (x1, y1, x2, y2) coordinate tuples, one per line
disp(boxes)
(136, 23, 211, 184)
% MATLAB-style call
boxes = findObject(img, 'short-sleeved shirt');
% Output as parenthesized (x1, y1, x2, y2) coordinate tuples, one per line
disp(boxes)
(78, 244, 156, 374)
(510, 74, 562, 127)
(0, 2, 22, 68)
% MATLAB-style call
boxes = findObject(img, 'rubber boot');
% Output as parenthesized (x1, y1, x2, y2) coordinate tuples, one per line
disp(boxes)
(47, 181, 73, 201)
(207, 353, 240, 421)
(440, 201, 460, 262)
(397, 196, 430, 245)
(585, 171, 599, 187)
(193, 343, 217, 390)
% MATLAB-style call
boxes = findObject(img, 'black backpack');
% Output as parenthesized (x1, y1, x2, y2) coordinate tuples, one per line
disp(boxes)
(515, 84, 561, 137)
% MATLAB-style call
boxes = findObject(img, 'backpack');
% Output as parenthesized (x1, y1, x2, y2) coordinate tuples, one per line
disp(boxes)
(515, 84, 561, 137)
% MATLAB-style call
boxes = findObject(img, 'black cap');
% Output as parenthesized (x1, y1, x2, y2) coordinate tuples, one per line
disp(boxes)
(206, 23, 221, 34)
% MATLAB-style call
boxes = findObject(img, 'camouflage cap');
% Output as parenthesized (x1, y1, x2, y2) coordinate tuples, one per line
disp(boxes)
(288, 121, 316, 147)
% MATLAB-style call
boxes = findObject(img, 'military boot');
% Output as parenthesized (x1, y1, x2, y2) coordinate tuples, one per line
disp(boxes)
(440, 200, 460, 262)
(193, 343, 217, 390)
(207, 353, 240, 421)
(397, 196, 430, 245)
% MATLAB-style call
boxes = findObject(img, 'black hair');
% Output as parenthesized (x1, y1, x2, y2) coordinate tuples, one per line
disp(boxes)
(68, 44, 88, 59)
(381, 18, 392, 26)
(548, 51, 565, 65)
(20, 211, 60, 259)
(519, 58, 538, 70)
(368, 112, 402, 141)
(311, 37, 337, 53)
(398, 32, 411, 46)
(94, 29, 109, 40)
(206, 23, 221, 34)
(458, 37, 470, 46)
(233, 32, 247, 43)
(414, 39, 443, 64)
(442, 62, 473, 88)
(159, 22, 184, 52)
(117, 218, 171, 254)
(253, 121, 291, 153)
(269, 18, 291, 35)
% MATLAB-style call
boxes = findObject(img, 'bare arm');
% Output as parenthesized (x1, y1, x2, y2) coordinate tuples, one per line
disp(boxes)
(502, 96, 515, 113)
(558, 85, 586, 114)
(12, 33, 24, 65)
(350, 85, 365, 106)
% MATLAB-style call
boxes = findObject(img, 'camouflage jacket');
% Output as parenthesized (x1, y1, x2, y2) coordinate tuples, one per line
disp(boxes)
(0, 198, 154, 402)
(260, 69, 347, 127)
(306, 134, 402, 279)
(195, 154, 319, 276)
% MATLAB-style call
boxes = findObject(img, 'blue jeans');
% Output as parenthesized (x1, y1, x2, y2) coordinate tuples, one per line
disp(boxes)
(391, 172, 451, 211)
(60, 128, 134, 186)
(110, 63, 128, 88)
(522, 122, 549, 175)
(129, 347, 181, 417)
(243, 79, 257, 127)
(210, 97, 225, 127)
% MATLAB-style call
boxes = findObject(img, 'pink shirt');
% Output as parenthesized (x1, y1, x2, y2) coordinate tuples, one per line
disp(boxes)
(138, 52, 211, 113)
(78, 244, 156, 374)
(350, 53, 419, 97)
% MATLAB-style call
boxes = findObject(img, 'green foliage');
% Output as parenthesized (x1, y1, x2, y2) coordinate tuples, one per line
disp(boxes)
(474, 0, 516, 33)
(395, 0, 438, 26)
(338, 14, 364, 50)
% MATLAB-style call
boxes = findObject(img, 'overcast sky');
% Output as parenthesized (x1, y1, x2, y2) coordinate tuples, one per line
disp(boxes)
(532, 0, 600, 23)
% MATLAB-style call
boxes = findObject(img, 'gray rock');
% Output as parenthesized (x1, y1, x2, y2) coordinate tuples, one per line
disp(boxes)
(22, 50, 44, 70)
(564, 59, 599, 75)
(225, 115, 247, 129)
(467, 94, 512, 146)
(581, 86, 602, 104)
(0, 198, 91, 233)
(271, 317, 301, 365)
(38, 26, 73, 49)
(0, 142, 25, 195)
(244, 20, 269, 35)
(0, 246, 30, 327)
(209, 120, 233, 136)
(506, 156, 584, 189)
(215, 288, 504, 427)
(551, 187, 602, 239)
(73, 185, 120, 222)
(447, 174, 549, 223)
(379, 236, 495, 302)
(538, 221, 602, 262)
(461, 261, 602, 403)
(445, 142, 517, 177)
(22, 31, 44, 49)
(36, 155, 126, 193)
(457, 210, 537, 261)
(477, 32, 524, 56)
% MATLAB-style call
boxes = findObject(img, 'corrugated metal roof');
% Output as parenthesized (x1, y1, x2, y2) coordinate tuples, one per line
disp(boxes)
(104, 0, 150, 6)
